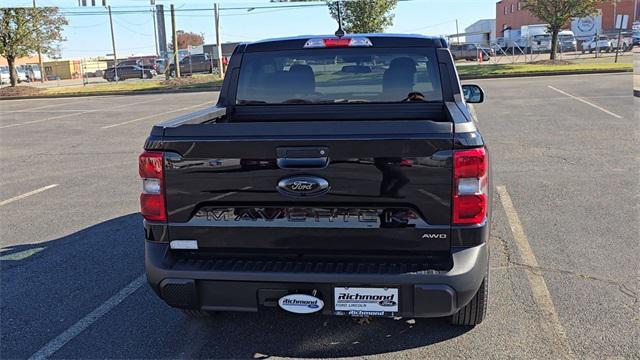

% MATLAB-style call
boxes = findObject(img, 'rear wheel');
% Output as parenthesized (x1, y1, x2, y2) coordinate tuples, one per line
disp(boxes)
(450, 276, 488, 326)
(181, 308, 214, 318)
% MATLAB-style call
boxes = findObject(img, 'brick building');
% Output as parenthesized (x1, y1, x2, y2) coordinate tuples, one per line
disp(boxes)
(496, 0, 640, 37)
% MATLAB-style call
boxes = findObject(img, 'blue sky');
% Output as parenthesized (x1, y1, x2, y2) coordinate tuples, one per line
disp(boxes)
(5, 0, 496, 59)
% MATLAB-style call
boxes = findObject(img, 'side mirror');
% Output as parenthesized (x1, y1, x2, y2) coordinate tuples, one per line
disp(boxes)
(462, 84, 484, 103)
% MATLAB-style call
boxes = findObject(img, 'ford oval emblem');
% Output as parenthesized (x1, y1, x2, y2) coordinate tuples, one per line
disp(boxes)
(277, 176, 329, 197)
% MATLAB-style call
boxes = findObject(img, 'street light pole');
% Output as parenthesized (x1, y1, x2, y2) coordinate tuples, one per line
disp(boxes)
(33, 0, 45, 83)
(107, 5, 118, 82)
(171, 4, 180, 77)
(152, 6, 159, 56)
(214, 3, 223, 76)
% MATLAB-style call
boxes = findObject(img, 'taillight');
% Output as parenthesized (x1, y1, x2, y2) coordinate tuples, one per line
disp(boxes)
(139, 151, 166, 222)
(453, 147, 488, 225)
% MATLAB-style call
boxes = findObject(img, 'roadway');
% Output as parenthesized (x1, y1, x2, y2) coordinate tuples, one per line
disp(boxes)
(0, 73, 637, 359)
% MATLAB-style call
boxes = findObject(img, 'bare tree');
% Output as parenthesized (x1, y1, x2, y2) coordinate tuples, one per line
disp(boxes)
(523, 0, 602, 60)
(0, 7, 67, 86)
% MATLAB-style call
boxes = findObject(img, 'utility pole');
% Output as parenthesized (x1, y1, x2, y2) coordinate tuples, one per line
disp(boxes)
(152, 6, 159, 56)
(455, 19, 460, 44)
(171, 4, 180, 77)
(33, 0, 45, 82)
(107, 5, 118, 82)
(214, 3, 224, 77)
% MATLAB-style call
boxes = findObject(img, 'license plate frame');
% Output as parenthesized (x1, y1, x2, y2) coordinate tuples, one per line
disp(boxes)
(333, 287, 399, 317)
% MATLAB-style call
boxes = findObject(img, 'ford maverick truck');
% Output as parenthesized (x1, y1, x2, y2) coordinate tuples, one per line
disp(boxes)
(140, 34, 491, 326)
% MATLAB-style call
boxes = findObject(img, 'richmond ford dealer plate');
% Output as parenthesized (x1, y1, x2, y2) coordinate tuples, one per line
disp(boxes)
(334, 287, 399, 316)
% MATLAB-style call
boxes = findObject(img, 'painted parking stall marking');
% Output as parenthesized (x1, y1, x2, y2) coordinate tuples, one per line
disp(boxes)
(0, 247, 45, 261)
(100, 101, 215, 129)
(547, 85, 623, 119)
(496, 185, 576, 359)
(0, 96, 167, 129)
(28, 275, 146, 360)
(0, 184, 58, 207)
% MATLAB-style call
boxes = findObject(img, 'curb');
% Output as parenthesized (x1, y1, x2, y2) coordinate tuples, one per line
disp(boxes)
(0, 86, 221, 101)
(460, 68, 631, 80)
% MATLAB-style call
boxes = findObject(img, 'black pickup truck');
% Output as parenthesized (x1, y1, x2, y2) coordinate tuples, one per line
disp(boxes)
(140, 34, 490, 326)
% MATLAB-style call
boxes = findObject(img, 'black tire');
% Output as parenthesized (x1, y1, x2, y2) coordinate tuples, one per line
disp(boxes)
(181, 308, 213, 318)
(450, 276, 488, 326)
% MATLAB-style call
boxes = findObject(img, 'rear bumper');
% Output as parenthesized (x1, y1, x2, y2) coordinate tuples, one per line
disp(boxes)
(145, 241, 488, 318)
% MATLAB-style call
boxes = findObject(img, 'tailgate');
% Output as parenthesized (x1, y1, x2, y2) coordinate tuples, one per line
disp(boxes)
(157, 120, 453, 254)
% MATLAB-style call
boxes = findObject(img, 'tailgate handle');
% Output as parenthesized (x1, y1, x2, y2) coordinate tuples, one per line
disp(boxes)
(276, 147, 329, 169)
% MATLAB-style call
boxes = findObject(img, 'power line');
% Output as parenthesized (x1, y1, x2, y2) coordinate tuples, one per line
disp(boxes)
(55, 0, 418, 16)
(112, 18, 154, 37)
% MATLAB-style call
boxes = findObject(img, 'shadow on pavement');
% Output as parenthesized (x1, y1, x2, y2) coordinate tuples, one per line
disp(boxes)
(1, 213, 472, 359)
(158, 310, 474, 359)
(0, 213, 144, 358)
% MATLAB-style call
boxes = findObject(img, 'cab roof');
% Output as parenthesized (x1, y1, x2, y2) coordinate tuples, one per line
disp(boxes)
(240, 34, 447, 52)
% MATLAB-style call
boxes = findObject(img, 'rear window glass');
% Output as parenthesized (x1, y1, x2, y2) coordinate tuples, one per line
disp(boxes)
(236, 47, 442, 104)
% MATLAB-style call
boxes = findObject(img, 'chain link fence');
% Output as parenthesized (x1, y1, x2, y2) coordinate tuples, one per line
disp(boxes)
(448, 32, 635, 65)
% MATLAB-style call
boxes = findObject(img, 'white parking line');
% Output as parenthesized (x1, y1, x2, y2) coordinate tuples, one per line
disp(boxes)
(496, 185, 576, 359)
(548, 86, 623, 119)
(0, 109, 126, 113)
(28, 275, 145, 360)
(0, 184, 58, 207)
(100, 101, 215, 129)
(0, 97, 166, 129)
(0, 247, 45, 261)
(0, 100, 84, 113)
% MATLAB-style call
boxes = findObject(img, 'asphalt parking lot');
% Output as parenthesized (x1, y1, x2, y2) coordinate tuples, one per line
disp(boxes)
(1, 73, 637, 359)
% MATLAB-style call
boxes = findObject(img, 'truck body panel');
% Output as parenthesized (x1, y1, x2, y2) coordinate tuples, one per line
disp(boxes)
(141, 34, 491, 324)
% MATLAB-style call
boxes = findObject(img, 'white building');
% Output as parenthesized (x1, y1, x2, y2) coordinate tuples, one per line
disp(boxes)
(465, 19, 497, 45)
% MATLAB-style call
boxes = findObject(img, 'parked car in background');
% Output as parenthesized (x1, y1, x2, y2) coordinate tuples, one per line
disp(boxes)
(0, 66, 9, 84)
(19, 64, 42, 82)
(618, 34, 634, 51)
(167, 53, 213, 76)
(15, 67, 28, 83)
(582, 35, 612, 53)
(518, 24, 549, 51)
(117, 59, 143, 67)
(529, 34, 551, 52)
(103, 65, 155, 81)
(558, 30, 577, 52)
(154, 58, 167, 74)
(118, 59, 159, 73)
(450, 44, 490, 61)
(479, 45, 495, 57)
(581, 35, 630, 53)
